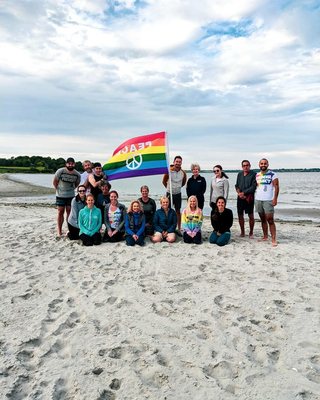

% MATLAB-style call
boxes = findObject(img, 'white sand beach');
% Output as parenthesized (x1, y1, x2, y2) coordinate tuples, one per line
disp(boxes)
(0, 177, 320, 399)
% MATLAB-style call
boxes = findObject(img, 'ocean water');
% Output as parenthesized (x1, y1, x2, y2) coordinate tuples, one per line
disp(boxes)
(8, 172, 320, 223)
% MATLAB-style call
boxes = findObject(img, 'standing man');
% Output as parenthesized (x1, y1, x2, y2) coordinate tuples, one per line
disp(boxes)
(162, 155, 187, 235)
(88, 162, 105, 202)
(53, 157, 81, 237)
(255, 158, 279, 246)
(80, 160, 93, 186)
(235, 160, 257, 238)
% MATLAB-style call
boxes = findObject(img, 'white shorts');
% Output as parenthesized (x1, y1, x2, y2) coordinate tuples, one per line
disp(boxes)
(153, 231, 176, 242)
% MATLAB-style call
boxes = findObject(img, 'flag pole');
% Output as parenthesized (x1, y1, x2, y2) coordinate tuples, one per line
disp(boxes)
(165, 131, 173, 207)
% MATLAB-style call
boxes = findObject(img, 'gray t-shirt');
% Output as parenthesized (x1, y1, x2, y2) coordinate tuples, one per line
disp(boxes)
(55, 167, 81, 198)
(167, 170, 184, 195)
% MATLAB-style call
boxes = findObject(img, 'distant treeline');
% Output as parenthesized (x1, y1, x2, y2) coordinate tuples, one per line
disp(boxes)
(0, 156, 319, 174)
(202, 168, 320, 173)
(0, 156, 83, 173)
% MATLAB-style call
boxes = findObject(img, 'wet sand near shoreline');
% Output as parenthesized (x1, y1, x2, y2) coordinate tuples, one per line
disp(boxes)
(0, 174, 55, 197)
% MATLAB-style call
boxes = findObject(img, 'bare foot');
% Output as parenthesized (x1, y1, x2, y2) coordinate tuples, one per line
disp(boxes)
(249, 234, 254, 239)
(240, 233, 245, 237)
(272, 241, 278, 247)
(258, 237, 268, 242)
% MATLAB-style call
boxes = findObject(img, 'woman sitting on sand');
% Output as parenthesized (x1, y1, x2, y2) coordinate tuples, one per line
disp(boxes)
(151, 196, 177, 243)
(67, 185, 87, 240)
(209, 196, 233, 246)
(138, 185, 156, 236)
(78, 194, 102, 246)
(103, 190, 126, 242)
(125, 200, 146, 246)
(181, 195, 203, 244)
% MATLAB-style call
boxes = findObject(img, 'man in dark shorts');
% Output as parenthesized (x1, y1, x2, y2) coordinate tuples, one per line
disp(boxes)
(162, 155, 187, 235)
(235, 160, 256, 238)
(53, 157, 81, 237)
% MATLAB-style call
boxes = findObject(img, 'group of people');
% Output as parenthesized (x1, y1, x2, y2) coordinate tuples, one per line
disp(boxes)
(53, 155, 279, 247)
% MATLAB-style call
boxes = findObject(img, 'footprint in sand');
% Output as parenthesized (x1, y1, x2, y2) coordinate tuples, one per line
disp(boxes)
(267, 349, 280, 364)
(203, 361, 237, 394)
(152, 302, 174, 317)
(52, 311, 81, 336)
(5, 374, 30, 400)
(304, 354, 320, 384)
(198, 264, 207, 272)
(109, 378, 121, 390)
(295, 390, 317, 400)
(213, 294, 223, 306)
(52, 377, 68, 400)
(173, 282, 193, 292)
(245, 372, 266, 384)
(273, 299, 287, 309)
(97, 389, 116, 400)
(107, 296, 118, 305)
(108, 347, 123, 359)
(156, 353, 168, 367)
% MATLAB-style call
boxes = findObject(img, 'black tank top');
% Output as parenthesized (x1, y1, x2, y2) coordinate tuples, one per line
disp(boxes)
(89, 174, 103, 200)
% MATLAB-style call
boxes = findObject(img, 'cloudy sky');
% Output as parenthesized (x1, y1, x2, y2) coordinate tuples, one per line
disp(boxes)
(0, 0, 319, 169)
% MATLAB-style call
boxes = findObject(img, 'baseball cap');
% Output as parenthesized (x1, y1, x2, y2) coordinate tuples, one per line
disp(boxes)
(66, 157, 75, 163)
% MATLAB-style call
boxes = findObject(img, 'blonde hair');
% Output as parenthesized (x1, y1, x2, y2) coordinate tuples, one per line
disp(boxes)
(191, 163, 200, 171)
(186, 195, 199, 213)
(127, 200, 143, 213)
(160, 196, 169, 205)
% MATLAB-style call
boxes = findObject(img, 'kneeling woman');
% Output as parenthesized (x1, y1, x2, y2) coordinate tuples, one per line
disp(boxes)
(103, 190, 126, 242)
(182, 195, 203, 244)
(78, 194, 102, 246)
(151, 196, 177, 243)
(125, 200, 146, 246)
(67, 185, 86, 240)
(209, 196, 233, 246)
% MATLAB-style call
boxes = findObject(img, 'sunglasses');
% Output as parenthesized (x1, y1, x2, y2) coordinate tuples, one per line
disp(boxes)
(78, 190, 86, 193)
(213, 170, 220, 173)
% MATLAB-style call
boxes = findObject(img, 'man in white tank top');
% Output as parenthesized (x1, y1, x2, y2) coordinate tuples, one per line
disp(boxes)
(255, 158, 279, 246)
(162, 155, 187, 234)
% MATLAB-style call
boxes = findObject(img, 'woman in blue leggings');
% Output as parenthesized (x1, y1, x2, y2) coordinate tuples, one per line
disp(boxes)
(209, 196, 233, 246)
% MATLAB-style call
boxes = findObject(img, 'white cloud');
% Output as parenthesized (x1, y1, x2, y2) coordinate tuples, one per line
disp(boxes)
(0, 0, 319, 168)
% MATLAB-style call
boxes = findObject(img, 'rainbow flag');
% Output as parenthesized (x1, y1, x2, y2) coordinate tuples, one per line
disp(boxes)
(103, 131, 169, 181)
